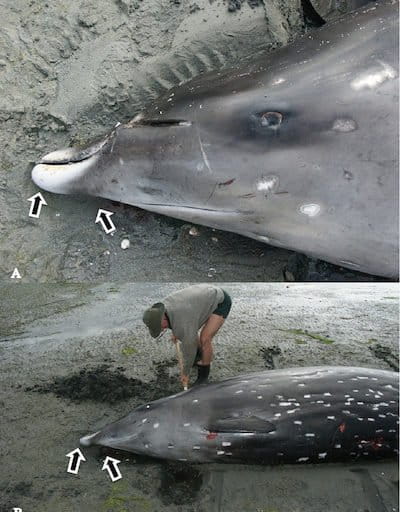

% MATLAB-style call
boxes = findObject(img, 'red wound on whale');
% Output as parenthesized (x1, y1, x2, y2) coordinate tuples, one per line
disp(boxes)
(218, 178, 235, 187)
(207, 432, 218, 440)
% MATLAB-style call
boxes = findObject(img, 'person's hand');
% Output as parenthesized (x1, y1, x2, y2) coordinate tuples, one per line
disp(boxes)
(171, 335, 178, 344)
(181, 374, 189, 390)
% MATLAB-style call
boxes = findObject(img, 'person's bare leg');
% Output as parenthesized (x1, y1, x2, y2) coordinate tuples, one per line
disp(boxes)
(198, 314, 225, 365)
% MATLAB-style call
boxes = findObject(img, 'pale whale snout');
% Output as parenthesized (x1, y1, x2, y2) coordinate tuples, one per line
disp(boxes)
(31, 132, 113, 194)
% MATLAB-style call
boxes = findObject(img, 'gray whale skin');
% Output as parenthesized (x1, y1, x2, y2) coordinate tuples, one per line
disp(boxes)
(80, 366, 399, 464)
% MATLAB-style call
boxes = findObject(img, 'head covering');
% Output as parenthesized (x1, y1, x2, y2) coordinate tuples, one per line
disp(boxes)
(142, 302, 165, 338)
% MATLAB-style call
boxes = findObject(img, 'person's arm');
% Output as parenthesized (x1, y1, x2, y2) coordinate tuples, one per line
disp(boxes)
(180, 329, 199, 384)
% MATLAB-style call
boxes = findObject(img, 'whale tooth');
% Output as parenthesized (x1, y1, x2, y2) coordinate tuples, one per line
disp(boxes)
(39, 136, 110, 164)
(80, 431, 101, 446)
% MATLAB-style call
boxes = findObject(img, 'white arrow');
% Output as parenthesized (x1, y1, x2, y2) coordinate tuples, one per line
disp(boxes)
(102, 456, 122, 482)
(28, 192, 47, 218)
(66, 448, 86, 475)
(95, 209, 116, 234)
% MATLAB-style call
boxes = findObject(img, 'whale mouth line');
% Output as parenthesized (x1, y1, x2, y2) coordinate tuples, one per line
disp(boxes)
(141, 203, 239, 214)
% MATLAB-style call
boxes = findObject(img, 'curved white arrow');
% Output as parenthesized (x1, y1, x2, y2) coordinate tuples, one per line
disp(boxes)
(28, 192, 47, 218)
(66, 448, 86, 475)
(95, 208, 116, 234)
(102, 456, 122, 482)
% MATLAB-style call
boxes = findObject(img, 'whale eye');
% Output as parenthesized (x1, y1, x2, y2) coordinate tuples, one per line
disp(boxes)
(260, 112, 283, 129)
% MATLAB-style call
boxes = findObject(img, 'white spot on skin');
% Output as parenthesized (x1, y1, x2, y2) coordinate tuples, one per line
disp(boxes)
(287, 409, 299, 414)
(304, 394, 311, 399)
(272, 77, 286, 86)
(256, 235, 270, 243)
(351, 62, 396, 90)
(332, 118, 357, 132)
(279, 402, 292, 407)
(256, 175, 279, 194)
(193, 446, 201, 450)
(335, 444, 341, 449)
(153, 423, 159, 429)
(298, 383, 306, 387)
(257, 396, 263, 400)
(324, 393, 332, 396)
(235, 390, 243, 394)
(299, 204, 321, 217)
(294, 421, 302, 425)
(184, 423, 191, 427)
(193, 399, 199, 403)
(367, 418, 375, 422)
(318, 453, 327, 459)
(297, 457, 309, 462)
(222, 442, 232, 447)
(217, 451, 225, 455)
(274, 413, 282, 418)
(142, 418, 148, 423)
(327, 416, 335, 420)
(305, 433, 315, 437)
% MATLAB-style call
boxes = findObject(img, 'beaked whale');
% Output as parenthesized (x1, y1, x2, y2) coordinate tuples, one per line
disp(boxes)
(80, 366, 399, 464)
(32, 1, 399, 278)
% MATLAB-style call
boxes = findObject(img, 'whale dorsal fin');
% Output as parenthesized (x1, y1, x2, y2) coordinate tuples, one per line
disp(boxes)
(208, 415, 276, 434)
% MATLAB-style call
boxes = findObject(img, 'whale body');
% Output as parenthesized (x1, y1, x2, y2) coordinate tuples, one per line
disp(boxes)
(80, 366, 399, 464)
(32, 1, 399, 278)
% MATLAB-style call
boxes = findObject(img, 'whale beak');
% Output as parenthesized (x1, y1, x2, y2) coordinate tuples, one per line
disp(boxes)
(31, 133, 112, 194)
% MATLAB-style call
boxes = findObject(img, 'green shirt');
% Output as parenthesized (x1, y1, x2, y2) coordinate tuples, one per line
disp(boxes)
(163, 284, 224, 374)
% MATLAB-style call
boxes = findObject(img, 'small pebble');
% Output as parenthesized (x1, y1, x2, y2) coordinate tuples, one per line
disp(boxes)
(189, 227, 199, 236)
(121, 239, 130, 249)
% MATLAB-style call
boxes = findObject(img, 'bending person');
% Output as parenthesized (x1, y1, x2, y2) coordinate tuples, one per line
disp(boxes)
(143, 284, 232, 389)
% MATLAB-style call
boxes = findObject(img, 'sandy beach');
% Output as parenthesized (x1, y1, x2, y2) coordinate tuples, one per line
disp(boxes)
(1, 282, 398, 511)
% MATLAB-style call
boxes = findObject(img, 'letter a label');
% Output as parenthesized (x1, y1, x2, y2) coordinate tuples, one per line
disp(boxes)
(11, 268, 22, 279)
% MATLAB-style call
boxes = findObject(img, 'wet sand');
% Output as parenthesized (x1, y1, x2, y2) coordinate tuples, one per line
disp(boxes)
(1, 283, 398, 511)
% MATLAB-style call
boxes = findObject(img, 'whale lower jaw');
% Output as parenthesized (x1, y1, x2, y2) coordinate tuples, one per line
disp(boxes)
(31, 154, 99, 194)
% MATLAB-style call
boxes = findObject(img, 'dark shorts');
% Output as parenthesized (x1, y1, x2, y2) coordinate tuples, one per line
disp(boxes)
(212, 289, 232, 319)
